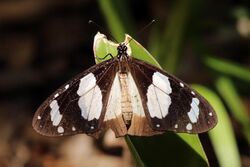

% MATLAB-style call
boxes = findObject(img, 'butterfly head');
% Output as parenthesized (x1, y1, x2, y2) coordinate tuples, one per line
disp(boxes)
(117, 43, 128, 58)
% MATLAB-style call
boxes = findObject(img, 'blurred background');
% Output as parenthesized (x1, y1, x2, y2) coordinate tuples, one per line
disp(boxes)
(0, 0, 249, 167)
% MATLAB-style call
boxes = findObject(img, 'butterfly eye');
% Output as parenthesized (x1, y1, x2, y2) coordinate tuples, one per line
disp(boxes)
(122, 45, 127, 51)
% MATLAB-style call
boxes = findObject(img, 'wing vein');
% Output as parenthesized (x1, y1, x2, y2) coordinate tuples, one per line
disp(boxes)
(153, 86, 164, 118)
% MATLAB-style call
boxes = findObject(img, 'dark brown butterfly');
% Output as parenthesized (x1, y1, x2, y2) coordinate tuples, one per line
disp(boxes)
(32, 42, 217, 138)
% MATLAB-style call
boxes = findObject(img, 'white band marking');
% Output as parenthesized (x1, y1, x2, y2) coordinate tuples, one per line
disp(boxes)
(187, 98, 200, 123)
(77, 73, 103, 121)
(153, 72, 172, 94)
(77, 73, 96, 96)
(147, 72, 172, 118)
(78, 86, 102, 121)
(49, 100, 62, 126)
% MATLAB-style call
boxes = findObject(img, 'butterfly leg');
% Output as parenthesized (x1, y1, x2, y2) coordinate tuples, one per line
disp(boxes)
(95, 53, 114, 61)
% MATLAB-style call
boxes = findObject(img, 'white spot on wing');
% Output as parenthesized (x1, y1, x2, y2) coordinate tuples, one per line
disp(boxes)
(65, 84, 69, 89)
(37, 115, 41, 120)
(156, 124, 160, 128)
(54, 93, 59, 98)
(174, 124, 178, 129)
(209, 112, 213, 116)
(72, 126, 76, 131)
(186, 123, 192, 130)
(180, 82, 184, 87)
(49, 100, 62, 126)
(187, 98, 200, 123)
(57, 126, 64, 133)
(191, 91, 195, 95)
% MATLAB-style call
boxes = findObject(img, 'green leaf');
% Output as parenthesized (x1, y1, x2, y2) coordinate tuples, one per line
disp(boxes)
(93, 32, 209, 167)
(124, 136, 145, 167)
(93, 32, 118, 63)
(193, 85, 241, 167)
(156, 0, 193, 73)
(98, 0, 133, 42)
(204, 56, 250, 83)
(215, 77, 250, 144)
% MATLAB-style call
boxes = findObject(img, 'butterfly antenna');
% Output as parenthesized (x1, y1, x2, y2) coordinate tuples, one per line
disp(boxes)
(125, 19, 156, 45)
(88, 20, 118, 43)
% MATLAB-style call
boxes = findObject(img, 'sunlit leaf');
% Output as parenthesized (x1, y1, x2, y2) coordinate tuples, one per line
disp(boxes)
(204, 56, 250, 83)
(216, 77, 250, 144)
(193, 85, 241, 167)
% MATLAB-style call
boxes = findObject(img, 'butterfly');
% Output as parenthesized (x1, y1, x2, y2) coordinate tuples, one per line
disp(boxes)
(32, 37, 217, 138)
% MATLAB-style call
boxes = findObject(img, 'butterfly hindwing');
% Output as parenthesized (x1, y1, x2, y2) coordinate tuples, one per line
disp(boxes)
(32, 59, 118, 137)
(129, 57, 217, 134)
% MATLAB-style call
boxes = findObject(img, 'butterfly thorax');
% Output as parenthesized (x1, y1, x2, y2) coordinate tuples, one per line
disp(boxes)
(117, 43, 129, 73)
(117, 43, 128, 59)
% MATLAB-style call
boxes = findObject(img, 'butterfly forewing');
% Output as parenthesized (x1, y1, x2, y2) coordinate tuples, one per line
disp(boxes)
(129, 58, 217, 133)
(32, 59, 118, 137)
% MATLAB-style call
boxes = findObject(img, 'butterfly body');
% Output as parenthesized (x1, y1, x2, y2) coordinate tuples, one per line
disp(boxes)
(33, 43, 217, 138)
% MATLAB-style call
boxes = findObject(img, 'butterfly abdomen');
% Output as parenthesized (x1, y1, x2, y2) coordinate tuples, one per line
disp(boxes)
(119, 73, 133, 127)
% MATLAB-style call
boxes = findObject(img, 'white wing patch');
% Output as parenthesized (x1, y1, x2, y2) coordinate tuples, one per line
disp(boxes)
(104, 72, 150, 136)
(49, 100, 62, 126)
(77, 73, 96, 96)
(187, 97, 200, 123)
(78, 89, 93, 119)
(104, 73, 122, 121)
(153, 72, 172, 94)
(127, 72, 145, 117)
(147, 86, 161, 119)
(77, 73, 103, 121)
(87, 86, 102, 120)
(146, 72, 172, 118)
